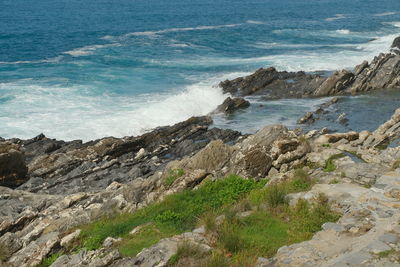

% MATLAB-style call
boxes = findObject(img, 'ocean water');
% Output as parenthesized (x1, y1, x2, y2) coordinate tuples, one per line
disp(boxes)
(1, 0, 400, 141)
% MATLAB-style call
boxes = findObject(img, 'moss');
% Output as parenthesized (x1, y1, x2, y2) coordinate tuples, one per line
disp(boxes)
(164, 168, 185, 186)
(321, 144, 331, 148)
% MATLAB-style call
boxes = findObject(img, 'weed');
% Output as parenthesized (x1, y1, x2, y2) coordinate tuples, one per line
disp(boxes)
(329, 178, 339, 184)
(218, 225, 245, 253)
(203, 253, 229, 267)
(37, 253, 62, 267)
(321, 144, 331, 148)
(323, 153, 345, 172)
(164, 168, 185, 186)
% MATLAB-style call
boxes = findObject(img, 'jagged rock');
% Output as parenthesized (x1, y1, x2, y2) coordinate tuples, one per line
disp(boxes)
(216, 97, 250, 114)
(314, 69, 354, 96)
(219, 67, 326, 99)
(391, 36, 400, 55)
(297, 112, 315, 124)
(0, 142, 28, 188)
(15, 116, 241, 195)
(315, 131, 359, 144)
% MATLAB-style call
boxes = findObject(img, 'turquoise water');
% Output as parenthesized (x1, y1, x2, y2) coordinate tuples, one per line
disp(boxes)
(1, 0, 400, 140)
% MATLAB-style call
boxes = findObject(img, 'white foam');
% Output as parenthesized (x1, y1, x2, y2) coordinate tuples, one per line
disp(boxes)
(0, 56, 63, 65)
(336, 29, 351, 34)
(386, 21, 400, 28)
(374, 12, 398, 17)
(246, 20, 265, 25)
(102, 24, 242, 40)
(63, 43, 121, 57)
(325, 14, 346, 22)
(0, 73, 232, 141)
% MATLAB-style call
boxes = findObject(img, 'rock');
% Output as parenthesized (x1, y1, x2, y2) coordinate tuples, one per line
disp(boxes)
(315, 132, 359, 144)
(60, 229, 81, 248)
(391, 36, 400, 54)
(336, 113, 348, 125)
(378, 233, 399, 244)
(314, 69, 354, 96)
(219, 67, 326, 99)
(322, 222, 345, 232)
(297, 112, 315, 124)
(216, 97, 250, 114)
(0, 143, 28, 188)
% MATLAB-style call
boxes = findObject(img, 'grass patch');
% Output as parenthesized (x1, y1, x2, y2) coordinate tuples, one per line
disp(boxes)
(168, 241, 209, 265)
(210, 193, 340, 265)
(248, 168, 314, 207)
(321, 144, 331, 148)
(323, 153, 345, 172)
(37, 253, 62, 267)
(164, 168, 185, 186)
(78, 175, 264, 256)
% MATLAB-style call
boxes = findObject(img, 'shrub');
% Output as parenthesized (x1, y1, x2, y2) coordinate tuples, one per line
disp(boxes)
(265, 184, 287, 208)
(198, 211, 218, 233)
(218, 225, 244, 253)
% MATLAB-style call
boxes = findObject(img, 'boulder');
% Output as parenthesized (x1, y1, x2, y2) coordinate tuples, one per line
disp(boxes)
(0, 143, 28, 188)
(391, 36, 400, 55)
(216, 97, 250, 114)
(314, 70, 354, 96)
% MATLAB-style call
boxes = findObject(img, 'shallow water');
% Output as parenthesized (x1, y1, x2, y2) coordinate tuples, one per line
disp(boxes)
(1, 0, 400, 140)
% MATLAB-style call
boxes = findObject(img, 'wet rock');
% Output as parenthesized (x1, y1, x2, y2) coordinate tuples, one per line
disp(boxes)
(216, 97, 250, 114)
(297, 112, 315, 124)
(391, 36, 400, 54)
(219, 67, 326, 99)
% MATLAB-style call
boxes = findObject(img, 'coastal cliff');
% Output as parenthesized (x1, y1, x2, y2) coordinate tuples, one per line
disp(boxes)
(2, 39, 400, 267)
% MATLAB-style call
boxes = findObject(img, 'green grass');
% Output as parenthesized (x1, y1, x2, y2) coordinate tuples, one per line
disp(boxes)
(164, 168, 185, 186)
(37, 253, 62, 267)
(78, 175, 265, 256)
(210, 193, 340, 265)
(248, 168, 314, 207)
(321, 144, 331, 148)
(323, 153, 345, 172)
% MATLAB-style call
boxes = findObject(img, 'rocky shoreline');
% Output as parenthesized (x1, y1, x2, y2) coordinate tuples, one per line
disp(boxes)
(1, 38, 400, 267)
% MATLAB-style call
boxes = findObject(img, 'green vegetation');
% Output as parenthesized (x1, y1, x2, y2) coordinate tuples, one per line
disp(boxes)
(248, 168, 314, 207)
(168, 241, 209, 265)
(323, 153, 345, 172)
(164, 168, 185, 186)
(329, 178, 340, 184)
(37, 253, 62, 267)
(74, 170, 339, 266)
(321, 144, 331, 148)
(204, 192, 340, 265)
(79, 175, 264, 256)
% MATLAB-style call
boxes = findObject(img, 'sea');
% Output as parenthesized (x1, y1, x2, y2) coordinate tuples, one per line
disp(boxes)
(1, 0, 400, 141)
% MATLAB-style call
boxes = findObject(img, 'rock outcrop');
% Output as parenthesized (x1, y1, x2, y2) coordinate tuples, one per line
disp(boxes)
(0, 142, 28, 188)
(215, 97, 250, 114)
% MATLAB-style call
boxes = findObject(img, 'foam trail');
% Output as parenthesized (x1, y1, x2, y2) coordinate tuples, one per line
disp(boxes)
(246, 20, 265, 24)
(374, 12, 398, 17)
(0, 56, 63, 65)
(102, 24, 242, 40)
(63, 43, 121, 57)
(336, 29, 351, 34)
(325, 14, 346, 21)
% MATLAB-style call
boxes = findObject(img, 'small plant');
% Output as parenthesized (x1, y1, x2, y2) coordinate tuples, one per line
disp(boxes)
(168, 241, 209, 265)
(323, 153, 345, 172)
(340, 172, 346, 178)
(321, 144, 331, 148)
(218, 225, 245, 253)
(164, 168, 185, 186)
(329, 178, 339, 184)
(37, 253, 62, 267)
(198, 211, 217, 233)
(203, 253, 229, 267)
(265, 184, 287, 208)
